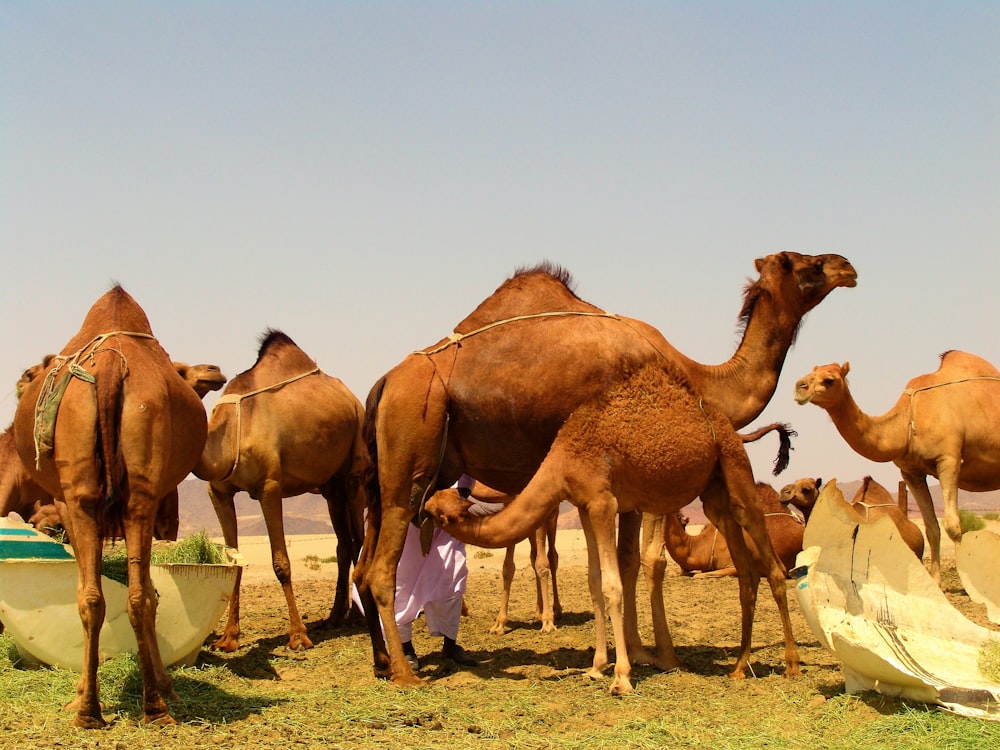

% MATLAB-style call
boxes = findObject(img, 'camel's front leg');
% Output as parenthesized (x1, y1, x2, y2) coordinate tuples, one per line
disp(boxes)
(936, 458, 964, 545)
(588, 497, 633, 695)
(208, 484, 243, 651)
(638, 512, 683, 671)
(259, 484, 312, 650)
(489, 544, 517, 634)
(531, 524, 557, 633)
(323, 486, 355, 625)
(578, 509, 610, 679)
(902, 471, 940, 582)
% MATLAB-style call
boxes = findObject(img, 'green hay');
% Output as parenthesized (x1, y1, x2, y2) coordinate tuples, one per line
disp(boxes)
(101, 531, 227, 585)
(978, 641, 1000, 682)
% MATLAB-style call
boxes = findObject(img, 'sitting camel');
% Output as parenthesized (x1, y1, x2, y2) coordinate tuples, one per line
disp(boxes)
(662, 482, 805, 578)
(194, 329, 367, 652)
(793, 351, 1000, 581)
(12, 285, 210, 727)
(779, 476, 924, 559)
(427, 362, 801, 695)
(465, 480, 562, 635)
(3, 360, 226, 541)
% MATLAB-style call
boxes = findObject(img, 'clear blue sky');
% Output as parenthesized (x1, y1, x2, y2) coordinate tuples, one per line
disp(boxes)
(2, 3, 997, 492)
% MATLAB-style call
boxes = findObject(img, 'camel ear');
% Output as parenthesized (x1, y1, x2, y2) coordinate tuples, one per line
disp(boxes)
(755, 257, 765, 272)
(840, 362, 850, 376)
(816, 478, 823, 489)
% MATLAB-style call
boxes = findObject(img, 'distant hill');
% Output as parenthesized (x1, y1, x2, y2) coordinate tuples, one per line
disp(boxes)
(177, 476, 1000, 539)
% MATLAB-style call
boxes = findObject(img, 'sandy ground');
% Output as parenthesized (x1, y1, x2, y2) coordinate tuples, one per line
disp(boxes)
(225, 518, 963, 585)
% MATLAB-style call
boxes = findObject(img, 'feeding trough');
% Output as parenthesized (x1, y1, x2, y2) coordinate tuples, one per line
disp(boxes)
(0, 514, 239, 671)
(792, 479, 1000, 720)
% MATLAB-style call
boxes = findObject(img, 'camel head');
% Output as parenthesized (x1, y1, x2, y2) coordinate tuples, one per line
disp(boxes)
(15, 355, 56, 399)
(779, 477, 822, 515)
(173, 363, 228, 400)
(793, 362, 850, 408)
(752, 252, 857, 317)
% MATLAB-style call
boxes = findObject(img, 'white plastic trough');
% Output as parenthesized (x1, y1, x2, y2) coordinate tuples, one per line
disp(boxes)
(0, 514, 238, 671)
(792, 479, 1000, 720)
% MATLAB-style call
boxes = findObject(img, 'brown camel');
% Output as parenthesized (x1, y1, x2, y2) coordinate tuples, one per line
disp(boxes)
(194, 329, 367, 652)
(355, 252, 855, 689)
(3, 361, 226, 541)
(428, 363, 801, 694)
(793, 351, 1000, 581)
(465, 480, 562, 635)
(12, 285, 209, 728)
(779, 476, 925, 559)
(662, 482, 805, 577)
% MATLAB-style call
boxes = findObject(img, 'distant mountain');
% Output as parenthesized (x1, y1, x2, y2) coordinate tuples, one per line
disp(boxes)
(177, 476, 1000, 539)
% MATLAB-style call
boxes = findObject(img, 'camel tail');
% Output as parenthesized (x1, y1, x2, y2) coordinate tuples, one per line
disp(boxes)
(94, 369, 127, 538)
(361, 376, 387, 536)
(740, 422, 797, 476)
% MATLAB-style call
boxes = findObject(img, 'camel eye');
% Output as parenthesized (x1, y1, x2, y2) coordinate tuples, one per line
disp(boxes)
(822, 378, 834, 387)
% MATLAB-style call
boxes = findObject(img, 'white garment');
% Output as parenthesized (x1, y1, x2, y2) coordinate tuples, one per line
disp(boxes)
(352, 521, 468, 641)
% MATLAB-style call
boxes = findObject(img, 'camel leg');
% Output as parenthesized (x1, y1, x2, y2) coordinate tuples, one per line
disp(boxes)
(489, 544, 517, 634)
(259, 484, 312, 650)
(639, 512, 683, 671)
(701, 481, 760, 679)
(123, 504, 177, 725)
(58, 500, 108, 729)
(621, 509, 678, 670)
(902, 471, 940, 583)
(579, 508, 610, 680)
(586, 495, 634, 695)
(936, 457, 964, 545)
(207, 484, 243, 651)
(546, 511, 562, 623)
(363, 500, 422, 686)
(322, 483, 354, 626)
(532, 516, 557, 633)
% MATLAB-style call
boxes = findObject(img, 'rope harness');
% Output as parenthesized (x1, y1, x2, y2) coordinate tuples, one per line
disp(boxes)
(210, 367, 321, 481)
(32, 330, 156, 468)
(903, 376, 1000, 444)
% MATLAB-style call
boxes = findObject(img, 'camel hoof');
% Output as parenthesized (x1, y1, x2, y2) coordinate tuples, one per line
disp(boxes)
(609, 677, 634, 696)
(488, 622, 508, 636)
(390, 672, 425, 688)
(145, 713, 177, 726)
(584, 667, 605, 681)
(210, 636, 240, 653)
(288, 635, 314, 651)
(72, 714, 107, 730)
(539, 622, 557, 634)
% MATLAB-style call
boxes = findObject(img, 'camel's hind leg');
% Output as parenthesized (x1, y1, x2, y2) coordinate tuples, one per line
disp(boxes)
(532, 509, 560, 632)
(712, 436, 801, 678)
(322, 481, 359, 626)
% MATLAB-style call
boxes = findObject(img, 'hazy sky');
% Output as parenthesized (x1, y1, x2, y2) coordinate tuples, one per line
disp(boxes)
(2, 3, 997, 493)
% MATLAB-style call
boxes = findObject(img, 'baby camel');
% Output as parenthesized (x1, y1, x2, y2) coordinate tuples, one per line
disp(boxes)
(662, 482, 805, 577)
(428, 362, 801, 695)
(779, 476, 924, 559)
(793, 351, 1000, 581)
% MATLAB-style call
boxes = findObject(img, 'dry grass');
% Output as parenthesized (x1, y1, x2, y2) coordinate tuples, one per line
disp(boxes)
(2, 558, 999, 749)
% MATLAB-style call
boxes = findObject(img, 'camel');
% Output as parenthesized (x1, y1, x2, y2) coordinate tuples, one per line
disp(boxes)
(3, 361, 226, 541)
(662, 482, 805, 578)
(354, 252, 856, 689)
(194, 329, 367, 652)
(12, 285, 209, 728)
(427, 363, 801, 694)
(465, 480, 562, 634)
(793, 351, 1000, 581)
(779, 476, 925, 559)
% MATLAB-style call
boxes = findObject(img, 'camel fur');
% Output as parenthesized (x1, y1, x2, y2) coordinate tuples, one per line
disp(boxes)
(793, 351, 1000, 581)
(661, 482, 805, 578)
(12, 286, 209, 728)
(355, 253, 855, 691)
(194, 329, 367, 652)
(430, 363, 801, 694)
(779, 476, 925, 559)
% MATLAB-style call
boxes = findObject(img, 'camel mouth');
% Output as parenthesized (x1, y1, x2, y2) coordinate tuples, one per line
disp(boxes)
(793, 392, 812, 406)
